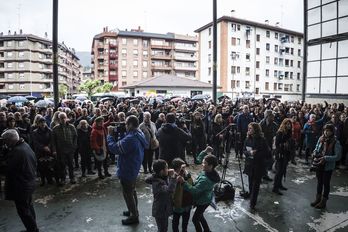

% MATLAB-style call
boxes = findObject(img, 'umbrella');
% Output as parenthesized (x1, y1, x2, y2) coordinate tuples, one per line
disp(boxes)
(191, 94, 210, 100)
(25, 95, 37, 101)
(171, 97, 183, 103)
(0, 99, 8, 105)
(8, 96, 28, 103)
(0, 94, 10, 99)
(266, 98, 281, 103)
(35, 99, 54, 108)
(218, 95, 231, 101)
(76, 96, 87, 101)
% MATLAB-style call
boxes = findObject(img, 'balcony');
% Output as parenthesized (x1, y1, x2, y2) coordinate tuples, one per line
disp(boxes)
(173, 54, 197, 61)
(150, 44, 172, 50)
(109, 74, 118, 81)
(173, 65, 196, 71)
(109, 64, 118, 70)
(174, 45, 197, 52)
(109, 53, 118, 59)
(151, 54, 172, 60)
(109, 43, 117, 48)
(151, 64, 172, 70)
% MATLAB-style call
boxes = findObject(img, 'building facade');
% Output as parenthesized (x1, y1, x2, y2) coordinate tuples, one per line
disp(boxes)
(305, 0, 348, 103)
(196, 16, 304, 101)
(0, 31, 82, 97)
(91, 27, 198, 90)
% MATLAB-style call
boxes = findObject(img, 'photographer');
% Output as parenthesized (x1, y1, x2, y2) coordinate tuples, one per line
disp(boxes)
(310, 124, 341, 209)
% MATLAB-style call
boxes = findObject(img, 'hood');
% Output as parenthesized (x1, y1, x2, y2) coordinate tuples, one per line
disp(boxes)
(162, 123, 177, 133)
(205, 170, 221, 183)
(132, 129, 148, 149)
(92, 122, 103, 130)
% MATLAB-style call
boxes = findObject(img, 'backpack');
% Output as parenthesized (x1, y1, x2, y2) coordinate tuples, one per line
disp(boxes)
(214, 180, 235, 202)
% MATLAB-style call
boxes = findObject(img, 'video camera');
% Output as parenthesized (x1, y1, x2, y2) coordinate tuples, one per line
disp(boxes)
(310, 152, 324, 172)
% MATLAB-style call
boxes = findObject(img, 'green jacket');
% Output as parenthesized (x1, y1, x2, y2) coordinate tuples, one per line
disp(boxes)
(184, 170, 220, 205)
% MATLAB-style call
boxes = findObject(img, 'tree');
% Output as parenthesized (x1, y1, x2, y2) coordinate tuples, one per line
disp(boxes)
(59, 84, 68, 98)
(97, 82, 113, 93)
(79, 79, 101, 97)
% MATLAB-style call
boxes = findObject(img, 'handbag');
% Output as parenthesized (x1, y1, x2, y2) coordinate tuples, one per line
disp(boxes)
(146, 124, 159, 150)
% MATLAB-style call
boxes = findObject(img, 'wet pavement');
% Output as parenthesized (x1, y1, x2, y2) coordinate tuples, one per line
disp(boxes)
(1, 154, 348, 232)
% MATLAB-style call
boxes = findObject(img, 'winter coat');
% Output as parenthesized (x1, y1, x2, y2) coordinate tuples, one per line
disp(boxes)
(259, 119, 278, 149)
(90, 123, 107, 152)
(274, 130, 294, 161)
(156, 123, 191, 164)
(139, 121, 157, 150)
(243, 136, 269, 176)
(77, 126, 92, 155)
(51, 123, 77, 154)
(191, 120, 206, 144)
(314, 135, 342, 171)
(107, 129, 148, 181)
(145, 174, 177, 218)
(173, 171, 193, 213)
(211, 122, 224, 146)
(303, 115, 326, 149)
(31, 126, 52, 158)
(292, 121, 302, 143)
(236, 113, 253, 135)
(5, 139, 37, 201)
(184, 170, 220, 206)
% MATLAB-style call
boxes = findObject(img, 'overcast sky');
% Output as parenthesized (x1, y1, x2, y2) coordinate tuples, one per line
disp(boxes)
(0, 0, 304, 51)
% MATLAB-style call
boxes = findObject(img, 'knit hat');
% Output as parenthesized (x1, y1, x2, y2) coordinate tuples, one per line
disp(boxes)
(264, 109, 274, 119)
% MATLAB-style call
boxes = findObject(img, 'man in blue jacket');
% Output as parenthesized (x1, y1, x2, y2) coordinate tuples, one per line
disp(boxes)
(107, 115, 149, 225)
(237, 105, 253, 158)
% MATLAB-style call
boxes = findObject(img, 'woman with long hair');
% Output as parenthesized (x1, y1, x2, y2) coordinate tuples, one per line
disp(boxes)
(243, 122, 269, 209)
(273, 118, 294, 195)
(310, 124, 341, 209)
(211, 114, 224, 164)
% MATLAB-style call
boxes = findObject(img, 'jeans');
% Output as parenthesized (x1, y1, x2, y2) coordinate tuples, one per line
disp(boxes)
(316, 170, 333, 199)
(192, 204, 210, 232)
(172, 210, 191, 232)
(142, 149, 154, 172)
(56, 152, 74, 181)
(273, 157, 288, 190)
(248, 172, 262, 207)
(120, 180, 138, 217)
(14, 193, 39, 232)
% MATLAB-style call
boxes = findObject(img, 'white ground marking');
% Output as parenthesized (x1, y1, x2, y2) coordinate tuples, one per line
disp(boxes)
(331, 186, 348, 197)
(307, 211, 348, 232)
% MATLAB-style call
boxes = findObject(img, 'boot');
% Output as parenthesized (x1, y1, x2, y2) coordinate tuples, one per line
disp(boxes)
(315, 197, 327, 209)
(122, 216, 139, 225)
(310, 194, 321, 207)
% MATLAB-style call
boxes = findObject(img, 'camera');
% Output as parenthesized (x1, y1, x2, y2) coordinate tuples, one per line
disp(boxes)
(309, 152, 324, 172)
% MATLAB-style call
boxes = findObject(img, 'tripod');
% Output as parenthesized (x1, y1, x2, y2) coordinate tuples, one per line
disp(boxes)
(235, 132, 249, 199)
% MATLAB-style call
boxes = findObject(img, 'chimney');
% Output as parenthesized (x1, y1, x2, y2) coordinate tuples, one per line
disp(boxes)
(105, 26, 108, 32)
(231, 10, 236, 17)
(265, 20, 269, 25)
(45, 32, 48, 38)
(103, 27, 105, 32)
(8, 30, 11, 35)
(20, 29, 23, 34)
(14, 31, 17, 35)
(275, 22, 280, 27)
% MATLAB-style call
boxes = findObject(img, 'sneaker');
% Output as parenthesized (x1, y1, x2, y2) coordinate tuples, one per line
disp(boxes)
(122, 216, 139, 225)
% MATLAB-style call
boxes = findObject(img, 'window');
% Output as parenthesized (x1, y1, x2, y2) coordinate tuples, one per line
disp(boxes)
(298, 49, 301, 56)
(297, 73, 300, 80)
(209, 27, 212, 35)
(133, 39, 138, 46)
(19, 41, 24, 47)
(266, 43, 270, 51)
(7, 73, 13, 79)
(133, 49, 138, 56)
(231, 80, 236, 88)
(7, 63, 13, 68)
(231, 66, 236, 74)
(237, 38, 240, 45)
(298, 38, 302, 44)
(143, 61, 148, 68)
(275, 33, 278, 39)
(265, 82, 269, 90)
(122, 48, 127, 56)
(297, 84, 300, 92)
(236, 80, 240, 87)
(275, 45, 278, 52)
(122, 38, 127, 45)
(237, 25, 240, 31)
(19, 52, 24, 57)
(256, 74, 260, 81)
(208, 54, 211, 63)
(121, 70, 127, 78)
(7, 41, 12, 47)
(143, 71, 148, 78)
(133, 60, 138, 67)
(143, 50, 148, 57)
(7, 52, 12, 57)
(291, 36, 294, 43)
(297, 61, 301, 68)
(290, 72, 293, 79)
(246, 40, 250, 48)
(256, 48, 260, 55)
(278, 83, 283, 90)
(266, 56, 270, 64)
(256, 61, 260, 68)
(245, 81, 250, 89)
(231, 37, 236, 46)
(19, 84, 25, 89)
(279, 58, 283, 66)
(255, 88, 259, 94)
(274, 83, 277, 90)
(18, 63, 24, 68)
(122, 81, 127, 86)
(121, 60, 127, 67)
(231, 24, 237, 32)
(246, 53, 250, 61)
(8, 84, 13, 90)
(290, 60, 293, 67)
(19, 73, 24, 79)
(236, 66, 240, 73)
(133, 71, 138, 78)
(256, 34, 260, 42)
(266, 31, 270, 38)
(290, 48, 294, 55)
(208, 67, 211, 75)
(208, 41, 211, 49)
(274, 57, 278, 65)
(285, 59, 289, 66)
(143, 40, 149, 48)
(266, 69, 269, 76)
(274, 70, 278, 77)
(245, 67, 250, 76)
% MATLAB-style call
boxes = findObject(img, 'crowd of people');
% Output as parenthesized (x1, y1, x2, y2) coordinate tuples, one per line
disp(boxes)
(0, 96, 347, 232)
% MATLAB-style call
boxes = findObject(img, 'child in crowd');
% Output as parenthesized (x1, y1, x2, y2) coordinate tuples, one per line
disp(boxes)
(183, 154, 220, 232)
(145, 159, 180, 232)
(171, 158, 193, 232)
(195, 146, 213, 164)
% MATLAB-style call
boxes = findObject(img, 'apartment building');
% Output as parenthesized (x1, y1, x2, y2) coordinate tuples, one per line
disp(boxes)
(0, 31, 82, 97)
(305, 0, 348, 103)
(196, 16, 303, 101)
(91, 27, 198, 89)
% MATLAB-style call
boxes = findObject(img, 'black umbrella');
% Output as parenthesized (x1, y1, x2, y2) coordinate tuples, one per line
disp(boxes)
(25, 95, 37, 101)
